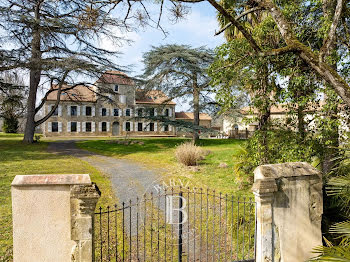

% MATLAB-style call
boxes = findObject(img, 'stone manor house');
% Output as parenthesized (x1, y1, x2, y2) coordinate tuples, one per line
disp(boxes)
(43, 71, 176, 137)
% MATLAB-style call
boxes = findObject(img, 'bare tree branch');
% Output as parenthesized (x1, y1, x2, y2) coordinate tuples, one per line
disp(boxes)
(319, 0, 345, 61)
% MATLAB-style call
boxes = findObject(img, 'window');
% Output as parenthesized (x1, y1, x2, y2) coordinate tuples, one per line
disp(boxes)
(150, 108, 155, 117)
(86, 106, 92, 116)
(52, 122, 58, 132)
(102, 108, 107, 116)
(71, 122, 77, 132)
(114, 85, 119, 92)
(164, 125, 169, 132)
(126, 108, 131, 117)
(150, 123, 155, 131)
(165, 109, 169, 116)
(86, 122, 92, 132)
(51, 106, 58, 116)
(102, 122, 107, 132)
(71, 106, 77, 116)
(125, 122, 131, 132)
(114, 108, 119, 116)
(138, 122, 143, 131)
(137, 108, 143, 117)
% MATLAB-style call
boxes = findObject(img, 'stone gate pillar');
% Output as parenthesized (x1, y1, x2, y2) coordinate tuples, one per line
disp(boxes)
(11, 174, 100, 262)
(252, 162, 323, 262)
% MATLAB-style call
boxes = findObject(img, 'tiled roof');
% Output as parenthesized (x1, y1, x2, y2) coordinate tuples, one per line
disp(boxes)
(175, 112, 212, 121)
(96, 70, 134, 85)
(241, 102, 326, 114)
(135, 89, 176, 105)
(47, 84, 97, 102)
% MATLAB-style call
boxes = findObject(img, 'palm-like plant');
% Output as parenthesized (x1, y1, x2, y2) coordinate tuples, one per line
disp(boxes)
(311, 147, 350, 261)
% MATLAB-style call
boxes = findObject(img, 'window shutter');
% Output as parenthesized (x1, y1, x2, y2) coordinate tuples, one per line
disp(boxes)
(107, 122, 110, 132)
(76, 122, 80, 132)
(124, 109, 126, 116)
(169, 108, 172, 117)
(99, 122, 102, 132)
(58, 122, 62, 132)
(130, 109, 133, 116)
(169, 125, 173, 132)
(67, 122, 71, 132)
(123, 122, 126, 131)
(48, 122, 52, 132)
(130, 121, 134, 131)
(154, 109, 157, 116)
(119, 109, 122, 116)
(99, 108, 102, 116)
(82, 122, 86, 132)
(92, 107, 95, 116)
(67, 106, 71, 116)
(77, 106, 80, 116)
(154, 122, 157, 131)
(92, 122, 95, 132)
(146, 122, 150, 131)
(58, 106, 62, 116)
(106, 109, 109, 116)
(83, 106, 86, 116)
(161, 125, 164, 132)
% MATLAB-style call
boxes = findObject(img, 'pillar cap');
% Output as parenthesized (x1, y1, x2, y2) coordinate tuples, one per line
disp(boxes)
(11, 174, 91, 186)
(254, 162, 320, 182)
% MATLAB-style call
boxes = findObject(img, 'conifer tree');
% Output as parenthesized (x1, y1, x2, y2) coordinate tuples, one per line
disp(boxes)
(141, 44, 214, 142)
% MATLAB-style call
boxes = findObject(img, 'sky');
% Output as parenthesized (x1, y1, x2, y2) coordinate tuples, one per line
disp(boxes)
(100, 3, 225, 111)
(109, 3, 224, 74)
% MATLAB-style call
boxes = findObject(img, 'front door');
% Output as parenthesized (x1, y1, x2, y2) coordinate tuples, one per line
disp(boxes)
(112, 122, 119, 136)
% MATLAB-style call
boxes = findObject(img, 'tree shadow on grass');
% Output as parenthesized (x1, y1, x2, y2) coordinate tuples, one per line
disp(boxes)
(76, 138, 191, 157)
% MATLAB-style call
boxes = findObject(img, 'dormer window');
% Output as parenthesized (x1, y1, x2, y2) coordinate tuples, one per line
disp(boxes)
(114, 85, 119, 92)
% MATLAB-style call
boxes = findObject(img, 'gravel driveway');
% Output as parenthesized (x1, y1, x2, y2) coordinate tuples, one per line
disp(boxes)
(47, 140, 163, 205)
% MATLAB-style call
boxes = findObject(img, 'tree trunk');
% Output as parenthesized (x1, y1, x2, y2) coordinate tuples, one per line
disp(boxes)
(322, 89, 340, 174)
(23, 71, 40, 143)
(193, 81, 200, 143)
(257, 64, 271, 164)
(297, 105, 306, 139)
(23, 1, 42, 143)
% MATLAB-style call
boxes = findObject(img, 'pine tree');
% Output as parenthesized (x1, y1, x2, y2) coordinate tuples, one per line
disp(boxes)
(141, 44, 214, 142)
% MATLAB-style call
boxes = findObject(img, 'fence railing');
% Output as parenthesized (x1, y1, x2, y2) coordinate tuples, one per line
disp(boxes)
(94, 188, 256, 262)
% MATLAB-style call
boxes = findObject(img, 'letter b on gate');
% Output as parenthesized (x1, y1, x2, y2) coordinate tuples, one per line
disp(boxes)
(166, 195, 187, 225)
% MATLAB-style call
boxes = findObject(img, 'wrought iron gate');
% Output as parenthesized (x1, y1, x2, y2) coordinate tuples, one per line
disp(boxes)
(94, 187, 256, 261)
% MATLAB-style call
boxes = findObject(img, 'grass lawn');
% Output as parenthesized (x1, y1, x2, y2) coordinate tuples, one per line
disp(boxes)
(77, 137, 252, 196)
(0, 133, 116, 260)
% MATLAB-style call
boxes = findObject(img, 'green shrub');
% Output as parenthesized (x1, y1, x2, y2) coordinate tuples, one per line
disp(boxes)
(175, 142, 204, 166)
(3, 117, 19, 133)
(239, 130, 322, 175)
(34, 134, 42, 143)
